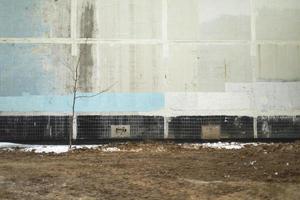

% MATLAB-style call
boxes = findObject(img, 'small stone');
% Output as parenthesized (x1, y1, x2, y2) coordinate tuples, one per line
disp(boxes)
(267, 175, 272, 181)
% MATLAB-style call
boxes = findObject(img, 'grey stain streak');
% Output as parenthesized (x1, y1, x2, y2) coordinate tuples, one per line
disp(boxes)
(258, 44, 262, 80)
(79, 3, 95, 92)
(80, 3, 94, 38)
(79, 44, 93, 93)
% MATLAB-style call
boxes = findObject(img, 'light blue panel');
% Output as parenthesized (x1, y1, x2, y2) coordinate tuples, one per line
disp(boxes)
(0, 0, 49, 37)
(0, 93, 165, 112)
(0, 44, 54, 96)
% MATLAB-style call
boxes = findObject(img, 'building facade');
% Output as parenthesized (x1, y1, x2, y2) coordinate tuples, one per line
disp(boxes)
(0, 0, 300, 141)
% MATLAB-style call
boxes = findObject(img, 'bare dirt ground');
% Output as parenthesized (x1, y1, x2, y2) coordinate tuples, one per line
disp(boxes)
(1, 142, 300, 200)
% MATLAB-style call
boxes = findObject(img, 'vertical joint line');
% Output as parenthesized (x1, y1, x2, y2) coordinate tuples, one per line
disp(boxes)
(253, 117, 258, 139)
(162, 0, 169, 58)
(72, 114, 78, 140)
(162, 0, 169, 91)
(164, 117, 169, 139)
(71, 0, 78, 56)
(251, 0, 258, 138)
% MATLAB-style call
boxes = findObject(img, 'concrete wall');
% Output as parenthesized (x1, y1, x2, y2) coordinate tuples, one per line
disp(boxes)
(0, 0, 300, 117)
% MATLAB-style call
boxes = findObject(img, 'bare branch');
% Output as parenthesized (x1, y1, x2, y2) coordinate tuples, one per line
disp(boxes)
(75, 82, 118, 99)
(66, 64, 75, 74)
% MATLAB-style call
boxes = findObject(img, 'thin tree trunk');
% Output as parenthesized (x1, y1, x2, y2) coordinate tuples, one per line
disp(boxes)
(68, 40, 115, 149)
(69, 46, 81, 150)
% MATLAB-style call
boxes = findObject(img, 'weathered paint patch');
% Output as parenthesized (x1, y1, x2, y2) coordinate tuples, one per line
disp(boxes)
(0, 0, 48, 37)
(0, 0, 70, 38)
(0, 93, 165, 112)
(0, 44, 54, 96)
(0, 44, 71, 96)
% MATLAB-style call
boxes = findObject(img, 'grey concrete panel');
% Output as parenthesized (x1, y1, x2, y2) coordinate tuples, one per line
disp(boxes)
(94, 44, 164, 93)
(255, 0, 300, 40)
(78, 0, 162, 39)
(168, 0, 251, 40)
(167, 44, 252, 92)
(257, 44, 300, 81)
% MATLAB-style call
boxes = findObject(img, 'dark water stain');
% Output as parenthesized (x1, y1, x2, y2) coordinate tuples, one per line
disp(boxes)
(80, 3, 94, 38)
(79, 44, 93, 92)
(78, 3, 95, 92)
(258, 44, 261, 79)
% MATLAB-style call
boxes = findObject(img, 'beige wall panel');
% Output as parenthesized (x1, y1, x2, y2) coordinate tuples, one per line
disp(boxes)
(257, 44, 300, 81)
(167, 44, 252, 92)
(168, 0, 251, 40)
(255, 0, 300, 40)
(94, 44, 163, 93)
(42, 0, 71, 38)
(78, 0, 162, 39)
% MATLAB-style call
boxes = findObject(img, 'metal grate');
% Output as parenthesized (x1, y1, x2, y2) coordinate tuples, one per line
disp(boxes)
(258, 116, 300, 138)
(0, 115, 299, 141)
(168, 116, 254, 139)
(77, 115, 164, 139)
(0, 116, 70, 141)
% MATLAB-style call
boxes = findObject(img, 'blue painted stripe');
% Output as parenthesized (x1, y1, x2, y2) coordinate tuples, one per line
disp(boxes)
(0, 93, 165, 112)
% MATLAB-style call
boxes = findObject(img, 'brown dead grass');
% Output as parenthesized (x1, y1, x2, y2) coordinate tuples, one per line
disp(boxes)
(0, 142, 300, 200)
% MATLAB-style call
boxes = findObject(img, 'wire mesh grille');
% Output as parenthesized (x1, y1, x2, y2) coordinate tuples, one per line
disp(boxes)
(168, 116, 254, 139)
(0, 115, 299, 141)
(258, 116, 300, 138)
(77, 115, 164, 139)
(0, 116, 70, 141)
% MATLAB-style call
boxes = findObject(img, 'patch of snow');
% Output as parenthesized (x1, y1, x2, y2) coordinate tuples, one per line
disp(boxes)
(102, 147, 121, 152)
(0, 143, 103, 154)
(0, 142, 270, 154)
(0, 142, 23, 148)
(128, 148, 143, 152)
(202, 142, 244, 149)
(23, 145, 69, 154)
(180, 142, 267, 150)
